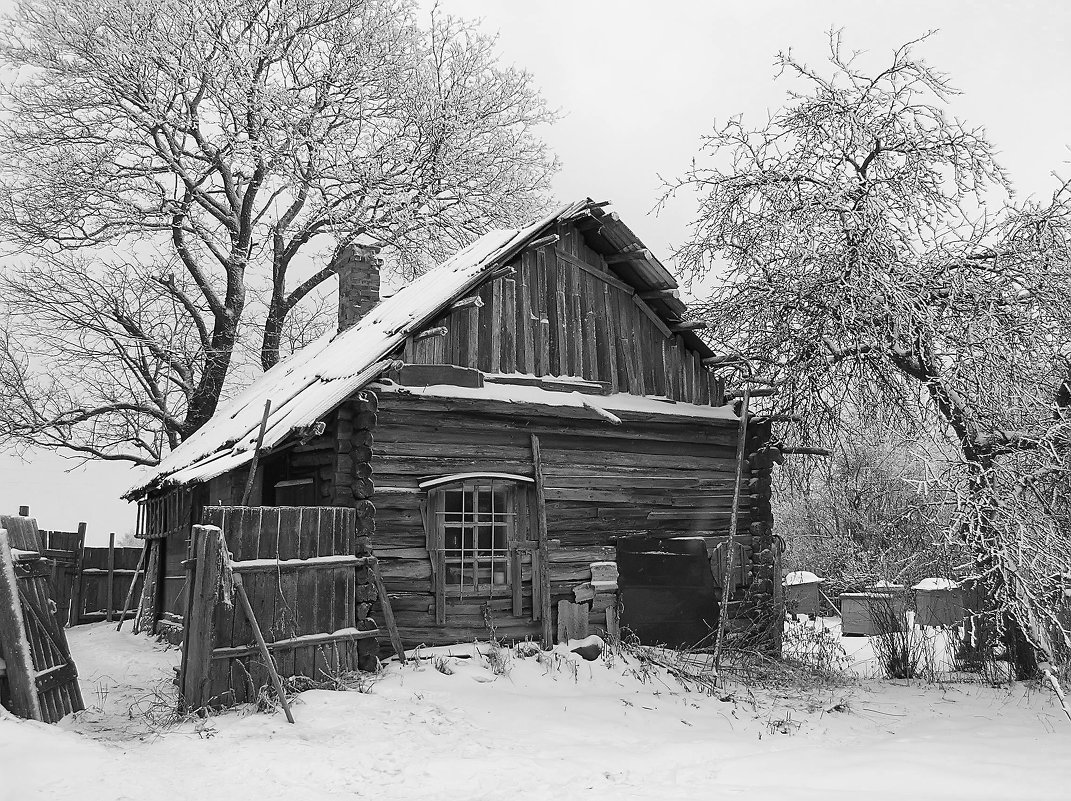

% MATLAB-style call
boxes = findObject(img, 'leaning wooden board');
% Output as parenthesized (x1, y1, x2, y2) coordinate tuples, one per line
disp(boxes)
(0, 515, 84, 723)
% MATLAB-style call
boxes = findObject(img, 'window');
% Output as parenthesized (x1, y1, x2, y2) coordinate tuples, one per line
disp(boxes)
(439, 480, 513, 594)
(422, 474, 533, 621)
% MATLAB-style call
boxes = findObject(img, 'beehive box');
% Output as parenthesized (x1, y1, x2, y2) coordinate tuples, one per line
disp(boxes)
(840, 592, 908, 636)
(784, 571, 822, 616)
(913, 579, 964, 627)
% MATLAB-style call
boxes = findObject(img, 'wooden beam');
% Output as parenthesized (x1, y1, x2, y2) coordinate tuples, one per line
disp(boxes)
(105, 533, 115, 623)
(368, 557, 407, 664)
(526, 233, 560, 250)
(115, 539, 148, 632)
(69, 522, 86, 627)
(240, 400, 272, 507)
(729, 387, 778, 398)
(702, 354, 743, 367)
(631, 294, 674, 339)
(450, 295, 484, 312)
(529, 434, 554, 647)
(233, 570, 295, 724)
(553, 248, 635, 294)
(779, 447, 833, 457)
(605, 249, 651, 264)
(670, 321, 708, 332)
(414, 326, 448, 341)
(638, 288, 680, 301)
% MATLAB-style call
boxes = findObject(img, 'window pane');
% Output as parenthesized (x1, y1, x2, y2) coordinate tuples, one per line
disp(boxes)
(444, 526, 461, 551)
(444, 490, 463, 524)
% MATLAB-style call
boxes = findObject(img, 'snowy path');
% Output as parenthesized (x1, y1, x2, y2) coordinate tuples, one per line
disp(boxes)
(2, 623, 1069, 800)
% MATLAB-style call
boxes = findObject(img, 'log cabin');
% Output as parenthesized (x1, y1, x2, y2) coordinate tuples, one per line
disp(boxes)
(124, 199, 782, 656)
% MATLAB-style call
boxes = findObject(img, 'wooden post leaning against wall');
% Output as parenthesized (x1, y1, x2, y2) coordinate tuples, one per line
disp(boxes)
(0, 526, 43, 721)
(529, 434, 554, 647)
(181, 525, 223, 712)
(135, 538, 162, 635)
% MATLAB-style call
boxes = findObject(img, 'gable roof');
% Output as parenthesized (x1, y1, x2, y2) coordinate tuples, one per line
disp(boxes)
(125, 199, 709, 499)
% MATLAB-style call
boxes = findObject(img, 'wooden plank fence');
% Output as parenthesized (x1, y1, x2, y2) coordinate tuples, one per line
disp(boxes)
(0, 515, 84, 723)
(180, 506, 380, 710)
(37, 527, 143, 626)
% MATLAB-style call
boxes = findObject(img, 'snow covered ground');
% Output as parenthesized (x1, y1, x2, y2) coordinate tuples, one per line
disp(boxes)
(3, 622, 1071, 801)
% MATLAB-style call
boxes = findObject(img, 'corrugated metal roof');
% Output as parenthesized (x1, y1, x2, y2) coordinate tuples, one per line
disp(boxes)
(125, 198, 710, 498)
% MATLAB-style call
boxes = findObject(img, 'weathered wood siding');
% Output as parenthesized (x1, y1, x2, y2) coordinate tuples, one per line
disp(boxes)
(369, 388, 749, 645)
(402, 222, 720, 404)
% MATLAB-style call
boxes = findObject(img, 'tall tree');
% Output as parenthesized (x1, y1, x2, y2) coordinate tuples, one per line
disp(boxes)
(667, 34, 1071, 675)
(0, 0, 557, 464)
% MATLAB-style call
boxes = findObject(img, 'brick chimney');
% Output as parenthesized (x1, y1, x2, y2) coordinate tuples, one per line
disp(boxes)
(336, 244, 381, 332)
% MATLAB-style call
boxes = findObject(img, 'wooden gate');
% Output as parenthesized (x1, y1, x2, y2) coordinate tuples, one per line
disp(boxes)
(38, 526, 85, 626)
(180, 506, 379, 710)
(0, 515, 84, 723)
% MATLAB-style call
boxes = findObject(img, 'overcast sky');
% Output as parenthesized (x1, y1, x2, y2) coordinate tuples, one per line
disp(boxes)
(2, 0, 1070, 542)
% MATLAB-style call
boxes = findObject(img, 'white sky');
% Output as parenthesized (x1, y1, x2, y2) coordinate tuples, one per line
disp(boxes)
(3, 0, 1070, 543)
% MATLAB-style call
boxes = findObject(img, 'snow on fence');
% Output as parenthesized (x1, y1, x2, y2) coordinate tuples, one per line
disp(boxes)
(180, 506, 381, 711)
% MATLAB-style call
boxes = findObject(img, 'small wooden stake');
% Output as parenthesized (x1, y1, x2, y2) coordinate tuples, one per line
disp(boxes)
(106, 533, 115, 622)
(116, 539, 149, 632)
(69, 522, 87, 627)
(368, 557, 406, 664)
(240, 400, 272, 507)
(232, 572, 295, 724)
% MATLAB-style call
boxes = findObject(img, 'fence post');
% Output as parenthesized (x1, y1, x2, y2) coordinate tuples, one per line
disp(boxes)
(181, 525, 222, 712)
(106, 533, 116, 622)
(68, 522, 87, 627)
(0, 527, 43, 721)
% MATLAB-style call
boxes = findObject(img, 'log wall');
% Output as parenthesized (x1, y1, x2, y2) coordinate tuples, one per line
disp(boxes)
(402, 221, 722, 405)
(367, 387, 770, 646)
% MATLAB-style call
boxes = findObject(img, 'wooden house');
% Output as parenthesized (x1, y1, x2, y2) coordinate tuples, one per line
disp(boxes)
(125, 200, 782, 656)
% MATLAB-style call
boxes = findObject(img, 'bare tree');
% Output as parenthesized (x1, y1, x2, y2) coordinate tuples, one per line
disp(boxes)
(667, 33, 1071, 677)
(0, 0, 557, 461)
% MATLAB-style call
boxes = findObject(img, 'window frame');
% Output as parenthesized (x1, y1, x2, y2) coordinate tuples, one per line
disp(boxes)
(422, 474, 531, 624)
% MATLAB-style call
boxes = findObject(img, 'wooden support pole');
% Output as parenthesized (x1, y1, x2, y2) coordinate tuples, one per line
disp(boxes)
(0, 527, 43, 721)
(69, 522, 87, 627)
(116, 539, 149, 632)
(368, 557, 406, 664)
(713, 378, 752, 680)
(530, 434, 554, 647)
(106, 533, 115, 622)
(240, 399, 272, 507)
(232, 571, 294, 724)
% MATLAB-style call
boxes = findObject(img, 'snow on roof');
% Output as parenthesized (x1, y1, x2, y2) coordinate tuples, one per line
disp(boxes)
(785, 570, 822, 585)
(912, 577, 960, 591)
(127, 201, 589, 498)
(374, 381, 738, 422)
